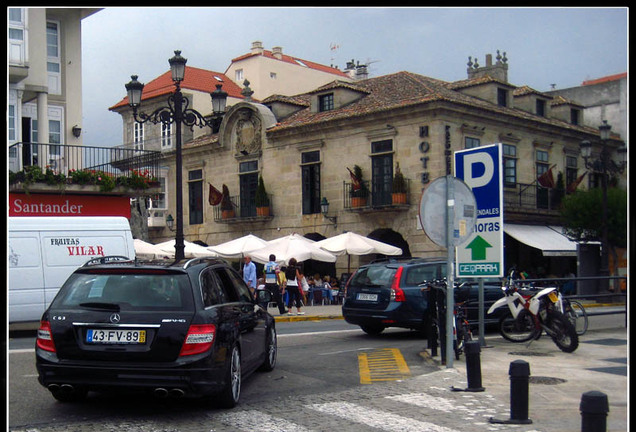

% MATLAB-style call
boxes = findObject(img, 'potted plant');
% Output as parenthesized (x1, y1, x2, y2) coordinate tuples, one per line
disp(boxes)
(349, 164, 369, 208)
(392, 163, 407, 205)
(255, 175, 270, 217)
(221, 184, 235, 219)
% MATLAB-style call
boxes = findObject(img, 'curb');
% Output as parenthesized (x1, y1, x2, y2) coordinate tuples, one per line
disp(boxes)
(274, 314, 343, 323)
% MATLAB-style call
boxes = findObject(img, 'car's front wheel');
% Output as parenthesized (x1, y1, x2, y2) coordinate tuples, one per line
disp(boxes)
(217, 344, 241, 408)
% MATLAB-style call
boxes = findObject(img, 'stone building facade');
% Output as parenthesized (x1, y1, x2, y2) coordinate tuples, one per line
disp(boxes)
(137, 53, 625, 279)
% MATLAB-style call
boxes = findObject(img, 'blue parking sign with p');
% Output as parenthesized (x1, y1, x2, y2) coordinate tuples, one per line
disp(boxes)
(454, 144, 503, 277)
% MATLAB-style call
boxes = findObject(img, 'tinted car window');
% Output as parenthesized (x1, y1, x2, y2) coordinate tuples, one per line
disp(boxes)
(405, 265, 438, 285)
(201, 269, 226, 307)
(213, 268, 240, 302)
(223, 268, 254, 303)
(52, 272, 193, 310)
(351, 266, 396, 286)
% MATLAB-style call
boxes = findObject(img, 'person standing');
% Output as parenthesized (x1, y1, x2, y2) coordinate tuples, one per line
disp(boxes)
(264, 254, 287, 315)
(243, 255, 257, 293)
(285, 258, 304, 315)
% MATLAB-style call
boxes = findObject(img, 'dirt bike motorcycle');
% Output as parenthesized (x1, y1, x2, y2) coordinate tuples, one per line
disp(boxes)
(487, 270, 578, 353)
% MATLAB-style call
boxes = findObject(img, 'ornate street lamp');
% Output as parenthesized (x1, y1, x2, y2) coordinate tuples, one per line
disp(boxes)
(579, 120, 627, 291)
(320, 197, 338, 228)
(125, 50, 228, 261)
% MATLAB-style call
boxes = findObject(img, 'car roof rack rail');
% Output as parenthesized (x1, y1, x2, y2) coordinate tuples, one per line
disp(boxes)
(82, 256, 133, 267)
(183, 257, 228, 270)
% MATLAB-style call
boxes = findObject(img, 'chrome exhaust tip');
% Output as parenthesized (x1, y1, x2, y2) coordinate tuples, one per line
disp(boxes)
(154, 387, 169, 398)
(47, 384, 60, 392)
(169, 388, 185, 398)
(60, 384, 75, 394)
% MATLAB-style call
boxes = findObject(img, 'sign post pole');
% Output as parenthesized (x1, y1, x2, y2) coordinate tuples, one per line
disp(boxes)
(445, 174, 455, 368)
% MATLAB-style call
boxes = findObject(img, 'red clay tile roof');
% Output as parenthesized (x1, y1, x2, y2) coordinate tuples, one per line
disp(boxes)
(109, 66, 244, 110)
(582, 72, 627, 86)
(269, 71, 600, 136)
(230, 49, 350, 79)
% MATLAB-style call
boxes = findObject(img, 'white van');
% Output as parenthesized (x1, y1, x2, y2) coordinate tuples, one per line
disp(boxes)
(8, 216, 135, 323)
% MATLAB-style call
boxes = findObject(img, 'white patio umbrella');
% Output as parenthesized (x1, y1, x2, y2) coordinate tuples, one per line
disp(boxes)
(133, 239, 174, 260)
(248, 233, 337, 265)
(207, 234, 268, 260)
(156, 239, 219, 259)
(315, 232, 402, 273)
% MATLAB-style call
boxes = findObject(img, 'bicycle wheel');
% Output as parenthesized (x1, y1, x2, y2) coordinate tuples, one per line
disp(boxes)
(499, 311, 539, 342)
(565, 300, 588, 335)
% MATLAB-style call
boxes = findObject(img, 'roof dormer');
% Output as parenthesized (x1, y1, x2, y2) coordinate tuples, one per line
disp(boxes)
(513, 86, 553, 117)
(261, 94, 309, 121)
(307, 80, 369, 113)
(549, 95, 585, 126)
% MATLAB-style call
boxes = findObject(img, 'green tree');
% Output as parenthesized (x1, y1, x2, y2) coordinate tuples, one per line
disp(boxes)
(560, 187, 627, 279)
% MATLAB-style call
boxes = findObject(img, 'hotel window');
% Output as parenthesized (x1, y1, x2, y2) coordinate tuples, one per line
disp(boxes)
(536, 99, 546, 117)
(47, 21, 61, 95)
(48, 107, 63, 157)
(235, 69, 244, 82)
(239, 160, 259, 218)
(188, 169, 203, 225)
(319, 93, 334, 112)
(465, 137, 480, 149)
(133, 123, 144, 150)
(536, 149, 549, 178)
(497, 88, 508, 107)
(301, 151, 321, 214)
(161, 122, 172, 149)
(502, 144, 517, 187)
(9, 8, 26, 65)
(371, 140, 393, 206)
(566, 156, 578, 188)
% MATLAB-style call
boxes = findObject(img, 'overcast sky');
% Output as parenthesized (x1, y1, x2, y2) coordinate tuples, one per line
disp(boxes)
(80, 7, 628, 147)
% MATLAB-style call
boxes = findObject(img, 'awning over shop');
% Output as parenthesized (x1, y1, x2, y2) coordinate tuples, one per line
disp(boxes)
(503, 224, 578, 256)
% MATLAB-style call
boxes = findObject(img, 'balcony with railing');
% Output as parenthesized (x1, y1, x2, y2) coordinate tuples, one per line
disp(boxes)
(8, 142, 161, 195)
(343, 179, 411, 211)
(213, 194, 275, 223)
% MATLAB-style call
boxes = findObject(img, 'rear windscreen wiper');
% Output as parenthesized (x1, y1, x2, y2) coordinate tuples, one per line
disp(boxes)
(79, 302, 121, 311)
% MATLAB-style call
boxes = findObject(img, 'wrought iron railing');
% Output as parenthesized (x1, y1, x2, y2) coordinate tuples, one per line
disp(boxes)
(343, 179, 411, 210)
(213, 194, 274, 222)
(503, 182, 564, 211)
(8, 141, 161, 180)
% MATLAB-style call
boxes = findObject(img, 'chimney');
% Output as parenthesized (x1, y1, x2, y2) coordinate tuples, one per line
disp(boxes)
(272, 46, 283, 60)
(251, 41, 264, 55)
(467, 50, 508, 82)
(355, 62, 369, 80)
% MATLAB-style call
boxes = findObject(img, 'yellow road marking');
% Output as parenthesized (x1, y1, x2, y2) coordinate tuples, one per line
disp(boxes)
(358, 348, 410, 384)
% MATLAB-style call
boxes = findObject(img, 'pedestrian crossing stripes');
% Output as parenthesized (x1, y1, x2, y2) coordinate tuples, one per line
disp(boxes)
(211, 391, 538, 432)
(358, 348, 410, 384)
(310, 401, 460, 432)
(215, 410, 313, 432)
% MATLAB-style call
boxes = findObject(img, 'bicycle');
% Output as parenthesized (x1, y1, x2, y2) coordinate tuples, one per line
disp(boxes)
(561, 294, 588, 335)
(422, 279, 473, 361)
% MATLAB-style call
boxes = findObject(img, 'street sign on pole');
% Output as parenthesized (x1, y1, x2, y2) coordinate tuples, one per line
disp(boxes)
(454, 144, 504, 278)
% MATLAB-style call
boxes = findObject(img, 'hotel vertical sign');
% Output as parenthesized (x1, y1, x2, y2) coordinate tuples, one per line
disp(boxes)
(454, 144, 504, 277)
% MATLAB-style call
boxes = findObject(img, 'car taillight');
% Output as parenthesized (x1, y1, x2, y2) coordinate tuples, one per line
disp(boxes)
(36, 321, 56, 352)
(390, 267, 406, 302)
(179, 324, 216, 356)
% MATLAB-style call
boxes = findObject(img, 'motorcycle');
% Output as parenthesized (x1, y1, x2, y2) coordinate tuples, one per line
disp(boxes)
(487, 270, 578, 353)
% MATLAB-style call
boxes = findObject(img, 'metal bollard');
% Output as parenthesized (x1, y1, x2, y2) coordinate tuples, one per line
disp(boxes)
(490, 359, 532, 424)
(580, 390, 609, 432)
(451, 341, 485, 392)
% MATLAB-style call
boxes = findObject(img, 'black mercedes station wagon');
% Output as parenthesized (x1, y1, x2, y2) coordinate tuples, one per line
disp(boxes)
(36, 256, 277, 408)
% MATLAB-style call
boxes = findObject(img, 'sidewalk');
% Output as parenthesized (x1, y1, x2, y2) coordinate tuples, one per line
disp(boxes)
(272, 303, 343, 322)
